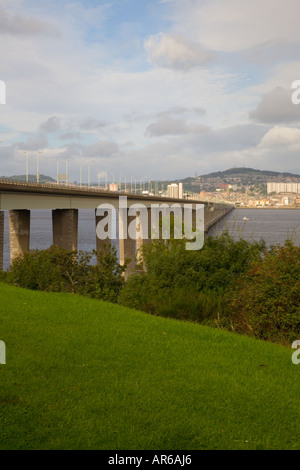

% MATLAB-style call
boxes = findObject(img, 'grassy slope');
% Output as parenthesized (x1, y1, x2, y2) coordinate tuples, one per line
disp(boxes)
(0, 282, 299, 450)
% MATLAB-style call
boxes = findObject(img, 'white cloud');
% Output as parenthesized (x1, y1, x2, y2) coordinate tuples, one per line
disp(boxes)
(86, 140, 120, 158)
(1, 0, 300, 180)
(258, 126, 300, 149)
(16, 134, 48, 151)
(144, 33, 213, 70)
(80, 118, 108, 131)
(0, 5, 59, 36)
(146, 116, 209, 137)
(249, 87, 300, 124)
(40, 116, 62, 133)
(168, 0, 300, 52)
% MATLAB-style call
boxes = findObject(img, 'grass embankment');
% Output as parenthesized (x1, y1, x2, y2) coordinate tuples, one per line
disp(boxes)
(0, 282, 299, 450)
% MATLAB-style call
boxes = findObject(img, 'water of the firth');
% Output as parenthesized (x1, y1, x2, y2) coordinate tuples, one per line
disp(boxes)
(2, 208, 300, 270)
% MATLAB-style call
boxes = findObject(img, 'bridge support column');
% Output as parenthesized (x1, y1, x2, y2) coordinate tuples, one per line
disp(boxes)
(119, 209, 136, 280)
(136, 208, 152, 270)
(0, 211, 4, 270)
(9, 209, 30, 262)
(52, 209, 78, 251)
(95, 209, 112, 261)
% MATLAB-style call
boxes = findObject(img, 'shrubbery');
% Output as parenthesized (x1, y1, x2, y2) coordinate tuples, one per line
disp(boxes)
(119, 232, 266, 324)
(226, 240, 300, 345)
(4, 243, 125, 303)
(2, 232, 300, 346)
(120, 234, 300, 345)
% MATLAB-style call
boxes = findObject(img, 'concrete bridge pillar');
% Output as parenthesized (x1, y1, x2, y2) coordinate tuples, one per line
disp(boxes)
(119, 209, 136, 280)
(9, 209, 30, 262)
(95, 208, 112, 261)
(136, 208, 152, 269)
(0, 211, 4, 270)
(52, 209, 78, 251)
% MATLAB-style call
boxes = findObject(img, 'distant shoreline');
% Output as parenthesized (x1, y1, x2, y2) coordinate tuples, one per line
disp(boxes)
(234, 206, 300, 210)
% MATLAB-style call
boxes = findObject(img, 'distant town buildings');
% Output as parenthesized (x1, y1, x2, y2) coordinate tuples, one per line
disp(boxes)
(109, 183, 118, 191)
(167, 182, 183, 199)
(267, 182, 300, 194)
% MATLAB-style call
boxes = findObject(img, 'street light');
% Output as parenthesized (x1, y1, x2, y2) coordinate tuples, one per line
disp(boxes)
(56, 159, 59, 184)
(36, 151, 42, 183)
(77, 164, 82, 187)
(24, 151, 28, 183)
(108, 171, 115, 188)
(88, 166, 91, 188)
(96, 169, 101, 188)
(66, 159, 70, 185)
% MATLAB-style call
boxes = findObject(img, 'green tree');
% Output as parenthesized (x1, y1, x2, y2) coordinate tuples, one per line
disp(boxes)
(6, 244, 126, 302)
(227, 240, 300, 344)
(119, 232, 265, 324)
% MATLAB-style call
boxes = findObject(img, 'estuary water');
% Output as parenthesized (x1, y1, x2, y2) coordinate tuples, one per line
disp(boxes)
(207, 208, 300, 246)
(2, 208, 300, 270)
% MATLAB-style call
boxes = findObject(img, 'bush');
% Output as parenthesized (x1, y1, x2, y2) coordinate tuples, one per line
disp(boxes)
(226, 240, 300, 345)
(83, 244, 126, 303)
(156, 287, 226, 323)
(119, 232, 266, 323)
(6, 244, 125, 303)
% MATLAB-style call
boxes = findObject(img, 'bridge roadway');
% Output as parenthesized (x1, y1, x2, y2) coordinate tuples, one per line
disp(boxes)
(0, 180, 234, 277)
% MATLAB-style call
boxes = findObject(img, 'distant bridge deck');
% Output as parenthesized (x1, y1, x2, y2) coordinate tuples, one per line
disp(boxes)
(0, 180, 234, 276)
(0, 179, 229, 209)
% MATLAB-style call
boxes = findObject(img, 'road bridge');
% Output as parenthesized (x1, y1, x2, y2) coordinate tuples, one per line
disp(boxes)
(0, 180, 234, 277)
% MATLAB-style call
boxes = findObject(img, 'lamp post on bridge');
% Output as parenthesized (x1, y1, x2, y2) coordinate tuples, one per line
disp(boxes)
(56, 159, 59, 184)
(77, 164, 82, 188)
(88, 166, 91, 188)
(24, 151, 28, 183)
(66, 159, 70, 185)
(36, 151, 42, 183)
(96, 169, 101, 188)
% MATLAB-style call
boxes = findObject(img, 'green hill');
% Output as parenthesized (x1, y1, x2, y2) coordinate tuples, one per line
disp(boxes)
(0, 174, 56, 183)
(0, 283, 299, 450)
(200, 167, 300, 178)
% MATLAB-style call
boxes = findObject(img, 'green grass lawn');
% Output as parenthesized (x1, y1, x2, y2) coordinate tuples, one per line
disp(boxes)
(0, 282, 299, 450)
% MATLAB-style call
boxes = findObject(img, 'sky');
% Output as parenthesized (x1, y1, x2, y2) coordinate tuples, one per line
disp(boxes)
(1, 0, 300, 183)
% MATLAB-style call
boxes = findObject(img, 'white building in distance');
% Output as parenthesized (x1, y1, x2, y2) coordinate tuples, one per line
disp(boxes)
(167, 182, 183, 198)
(267, 182, 300, 194)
